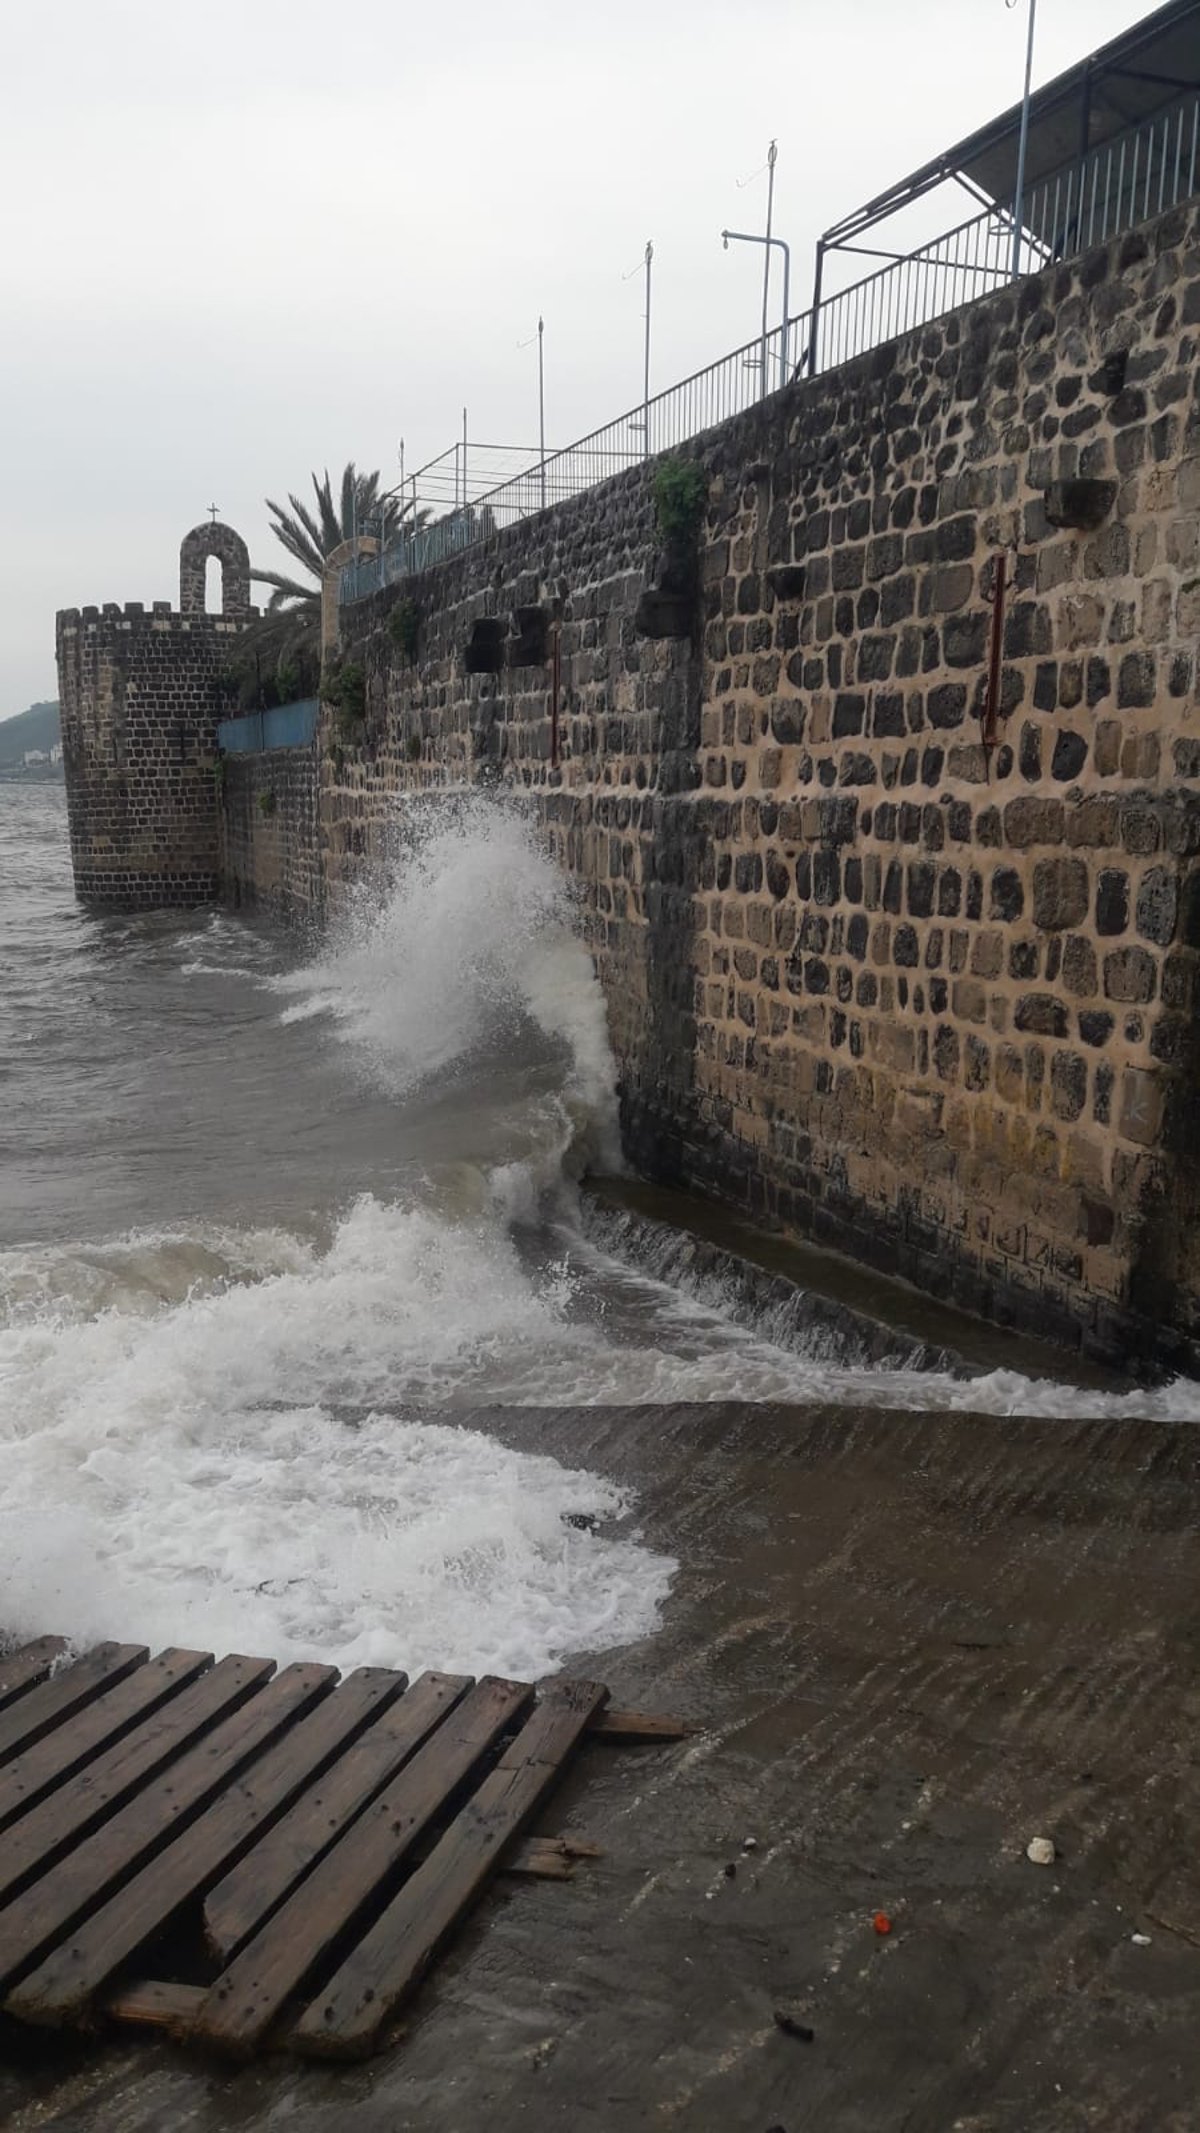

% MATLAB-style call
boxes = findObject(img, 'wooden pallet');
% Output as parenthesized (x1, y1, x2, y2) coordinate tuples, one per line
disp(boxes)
(0, 1637, 686, 2062)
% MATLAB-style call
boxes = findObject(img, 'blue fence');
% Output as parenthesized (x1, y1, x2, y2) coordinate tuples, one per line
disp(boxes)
(217, 700, 319, 753)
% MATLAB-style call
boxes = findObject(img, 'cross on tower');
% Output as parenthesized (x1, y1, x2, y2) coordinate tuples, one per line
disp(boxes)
(207, 502, 221, 524)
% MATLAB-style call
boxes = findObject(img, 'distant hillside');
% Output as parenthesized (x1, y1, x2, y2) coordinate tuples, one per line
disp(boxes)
(0, 701, 60, 768)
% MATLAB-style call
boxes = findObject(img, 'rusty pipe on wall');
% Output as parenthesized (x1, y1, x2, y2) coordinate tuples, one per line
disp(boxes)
(550, 624, 561, 769)
(982, 549, 1008, 751)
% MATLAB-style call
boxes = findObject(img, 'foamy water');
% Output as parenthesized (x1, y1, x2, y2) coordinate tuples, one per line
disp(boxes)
(1, 786, 1198, 1674)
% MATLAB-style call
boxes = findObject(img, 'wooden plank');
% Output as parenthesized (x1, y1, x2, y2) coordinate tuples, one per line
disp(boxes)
(292, 1678, 608, 2061)
(502, 1839, 575, 1880)
(587, 1708, 692, 1741)
(205, 1669, 467, 1962)
(0, 1649, 212, 1836)
(105, 1979, 206, 2035)
(0, 1640, 69, 1713)
(504, 1834, 603, 1876)
(8, 1668, 404, 2026)
(193, 1674, 532, 2059)
(0, 1653, 261, 1911)
(0, 1660, 328, 1994)
(0, 1645, 149, 1769)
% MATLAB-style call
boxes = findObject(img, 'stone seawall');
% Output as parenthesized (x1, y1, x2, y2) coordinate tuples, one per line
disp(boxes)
(221, 748, 322, 924)
(247, 201, 1200, 1368)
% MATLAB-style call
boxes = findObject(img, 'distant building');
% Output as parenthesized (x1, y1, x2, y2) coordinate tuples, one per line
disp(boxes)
(23, 750, 48, 767)
(49, 743, 63, 766)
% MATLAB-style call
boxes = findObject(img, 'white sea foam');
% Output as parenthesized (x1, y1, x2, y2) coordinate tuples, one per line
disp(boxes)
(273, 794, 621, 1158)
(0, 1196, 676, 1674)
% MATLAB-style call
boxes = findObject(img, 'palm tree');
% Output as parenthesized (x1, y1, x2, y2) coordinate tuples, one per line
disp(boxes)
(251, 463, 413, 621)
(226, 464, 425, 712)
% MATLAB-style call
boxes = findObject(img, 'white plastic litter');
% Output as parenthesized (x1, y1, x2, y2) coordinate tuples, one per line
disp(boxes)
(1026, 1837, 1056, 1866)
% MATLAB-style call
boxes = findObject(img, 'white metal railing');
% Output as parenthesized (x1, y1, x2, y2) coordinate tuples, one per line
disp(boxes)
(341, 90, 1200, 605)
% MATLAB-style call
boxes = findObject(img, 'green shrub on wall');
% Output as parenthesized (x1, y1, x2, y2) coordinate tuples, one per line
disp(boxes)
(258, 788, 277, 817)
(389, 599, 421, 663)
(321, 658, 368, 740)
(652, 458, 708, 546)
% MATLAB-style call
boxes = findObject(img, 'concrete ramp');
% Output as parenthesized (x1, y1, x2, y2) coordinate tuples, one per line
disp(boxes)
(2, 1399, 1198, 2127)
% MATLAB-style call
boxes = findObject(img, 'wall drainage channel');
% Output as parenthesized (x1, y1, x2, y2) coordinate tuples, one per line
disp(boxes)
(581, 1178, 1125, 1388)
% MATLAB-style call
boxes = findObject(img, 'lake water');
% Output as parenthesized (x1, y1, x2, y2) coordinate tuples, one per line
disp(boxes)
(2, 784, 1196, 1677)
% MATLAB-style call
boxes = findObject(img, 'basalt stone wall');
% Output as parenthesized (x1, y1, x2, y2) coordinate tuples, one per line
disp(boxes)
(221, 746, 322, 923)
(313, 198, 1200, 1368)
(56, 603, 238, 907)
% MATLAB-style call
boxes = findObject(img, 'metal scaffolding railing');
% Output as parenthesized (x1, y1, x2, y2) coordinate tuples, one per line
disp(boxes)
(341, 88, 1200, 607)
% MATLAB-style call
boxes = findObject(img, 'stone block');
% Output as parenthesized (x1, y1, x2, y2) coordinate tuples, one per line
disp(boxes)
(1103, 946, 1157, 1002)
(1065, 938, 1099, 993)
(1120, 1066, 1163, 1146)
(1004, 796, 1065, 848)
(1033, 856, 1089, 930)
(927, 683, 967, 729)
(1043, 478, 1116, 530)
(1015, 993, 1068, 1037)
(1096, 870, 1129, 936)
(1136, 866, 1178, 945)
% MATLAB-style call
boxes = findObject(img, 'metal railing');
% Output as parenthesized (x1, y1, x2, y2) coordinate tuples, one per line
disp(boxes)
(341, 89, 1200, 606)
(813, 88, 1200, 373)
(341, 322, 800, 603)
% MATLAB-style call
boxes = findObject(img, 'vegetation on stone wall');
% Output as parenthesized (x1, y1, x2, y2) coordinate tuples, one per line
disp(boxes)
(652, 457, 708, 546)
(389, 598, 422, 663)
(216, 636, 321, 713)
(321, 658, 367, 739)
(257, 787, 277, 816)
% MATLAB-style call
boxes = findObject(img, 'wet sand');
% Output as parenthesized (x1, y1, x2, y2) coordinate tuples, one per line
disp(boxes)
(3, 1398, 1198, 2131)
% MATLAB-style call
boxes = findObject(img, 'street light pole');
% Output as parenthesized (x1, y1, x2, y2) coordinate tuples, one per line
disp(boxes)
(760, 140, 777, 402)
(1009, 0, 1039, 280)
(537, 316, 546, 509)
(722, 229, 791, 393)
(519, 321, 548, 508)
(642, 241, 653, 457)
(622, 239, 654, 457)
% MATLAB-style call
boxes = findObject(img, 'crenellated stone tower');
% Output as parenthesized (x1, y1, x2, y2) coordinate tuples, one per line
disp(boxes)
(56, 522, 254, 908)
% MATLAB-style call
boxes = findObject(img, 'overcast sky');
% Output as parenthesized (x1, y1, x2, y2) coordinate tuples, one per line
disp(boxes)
(0, 0, 1152, 711)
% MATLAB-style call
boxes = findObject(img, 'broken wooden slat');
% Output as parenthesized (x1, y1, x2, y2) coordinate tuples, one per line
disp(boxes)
(0, 1653, 260, 1912)
(0, 1645, 149, 1770)
(105, 1979, 206, 2035)
(205, 1669, 466, 1962)
(0, 1640, 69, 1714)
(0, 1661, 332, 1996)
(502, 1838, 575, 1880)
(292, 1678, 608, 2061)
(587, 1708, 692, 1741)
(7, 1667, 403, 2026)
(0, 1649, 212, 1836)
(193, 1674, 532, 2060)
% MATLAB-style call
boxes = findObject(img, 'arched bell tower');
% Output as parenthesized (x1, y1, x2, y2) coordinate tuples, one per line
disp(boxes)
(179, 521, 251, 618)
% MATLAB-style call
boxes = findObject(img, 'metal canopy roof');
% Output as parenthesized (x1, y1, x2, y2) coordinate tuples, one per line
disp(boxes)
(823, 0, 1200, 246)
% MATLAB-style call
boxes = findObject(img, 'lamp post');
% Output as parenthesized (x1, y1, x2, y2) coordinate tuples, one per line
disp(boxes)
(722, 229, 791, 393)
(623, 241, 653, 457)
(519, 317, 547, 509)
(1008, 0, 1039, 279)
